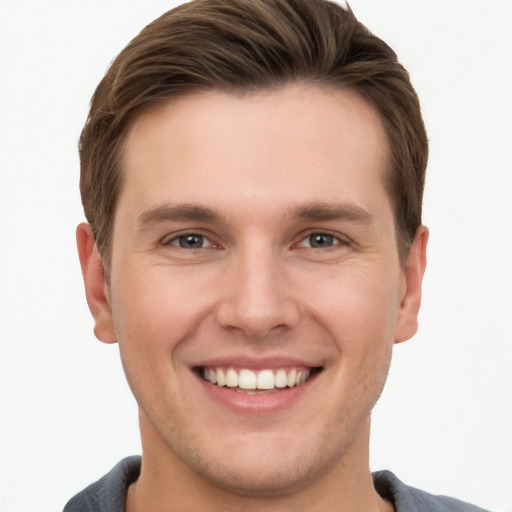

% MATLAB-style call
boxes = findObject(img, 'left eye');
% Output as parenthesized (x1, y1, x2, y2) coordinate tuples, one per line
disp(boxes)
(169, 234, 213, 249)
(298, 233, 340, 249)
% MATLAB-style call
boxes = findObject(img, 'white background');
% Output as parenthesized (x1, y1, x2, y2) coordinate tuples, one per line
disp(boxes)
(0, 1, 511, 511)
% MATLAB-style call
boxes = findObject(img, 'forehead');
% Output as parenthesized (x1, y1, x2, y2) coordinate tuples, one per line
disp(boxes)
(120, 84, 391, 221)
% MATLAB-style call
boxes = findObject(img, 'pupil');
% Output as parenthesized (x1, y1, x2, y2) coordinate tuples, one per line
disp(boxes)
(310, 233, 333, 248)
(180, 234, 203, 248)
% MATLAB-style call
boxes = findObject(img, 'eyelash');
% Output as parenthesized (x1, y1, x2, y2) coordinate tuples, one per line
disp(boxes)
(161, 231, 348, 251)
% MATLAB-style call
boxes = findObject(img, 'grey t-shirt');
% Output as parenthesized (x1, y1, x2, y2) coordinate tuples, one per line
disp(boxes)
(63, 456, 490, 512)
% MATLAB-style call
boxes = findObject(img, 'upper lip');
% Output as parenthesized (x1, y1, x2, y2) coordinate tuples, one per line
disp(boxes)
(191, 356, 323, 371)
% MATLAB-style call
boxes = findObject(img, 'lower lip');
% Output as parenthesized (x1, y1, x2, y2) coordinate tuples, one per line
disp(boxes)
(196, 373, 318, 415)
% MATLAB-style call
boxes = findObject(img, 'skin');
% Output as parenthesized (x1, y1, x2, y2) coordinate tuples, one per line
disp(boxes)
(77, 84, 428, 512)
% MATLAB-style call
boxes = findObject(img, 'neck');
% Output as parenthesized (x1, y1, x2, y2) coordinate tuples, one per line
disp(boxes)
(126, 416, 394, 512)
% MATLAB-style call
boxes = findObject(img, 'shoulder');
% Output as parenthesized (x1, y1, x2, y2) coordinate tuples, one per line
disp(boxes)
(373, 470, 491, 512)
(63, 456, 142, 512)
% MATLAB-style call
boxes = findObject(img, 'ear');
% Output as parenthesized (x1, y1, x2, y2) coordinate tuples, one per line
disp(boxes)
(76, 222, 117, 344)
(394, 225, 429, 344)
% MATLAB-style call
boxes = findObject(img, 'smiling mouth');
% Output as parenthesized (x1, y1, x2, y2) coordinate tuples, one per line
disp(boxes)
(197, 366, 322, 393)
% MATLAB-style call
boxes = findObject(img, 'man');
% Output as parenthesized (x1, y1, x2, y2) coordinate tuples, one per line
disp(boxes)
(65, 0, 488, 510)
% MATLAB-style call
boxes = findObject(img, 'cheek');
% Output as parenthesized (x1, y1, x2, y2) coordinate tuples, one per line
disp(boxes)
(111, 282, 191, 421)
(303, 265, 399, 396)
(112, 264, 211, 337)
(307, 266, 401, 340)
(109, 270, 204, 385)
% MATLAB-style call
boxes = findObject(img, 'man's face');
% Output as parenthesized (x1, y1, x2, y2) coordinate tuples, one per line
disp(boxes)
(80, 84, 426, 495)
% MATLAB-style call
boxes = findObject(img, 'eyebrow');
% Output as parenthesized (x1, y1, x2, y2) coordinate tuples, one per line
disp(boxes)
(136, 201, 374, 230)
(291, 202, 374, 224)
(137, 203, 223, 230)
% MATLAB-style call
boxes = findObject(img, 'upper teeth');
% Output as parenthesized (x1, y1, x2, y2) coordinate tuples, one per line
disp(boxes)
(203, 367, 311, 390)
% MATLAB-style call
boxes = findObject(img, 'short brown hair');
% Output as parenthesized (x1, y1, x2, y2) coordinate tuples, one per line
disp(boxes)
(80, 0, 428, 267)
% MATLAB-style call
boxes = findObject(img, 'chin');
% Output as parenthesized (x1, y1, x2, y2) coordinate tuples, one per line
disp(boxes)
(193, 455, 323, 497)
(173, 428, 347, 497)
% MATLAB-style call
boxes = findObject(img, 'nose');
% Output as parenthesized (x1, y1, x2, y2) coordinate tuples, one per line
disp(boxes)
(216, 245, 301, 339)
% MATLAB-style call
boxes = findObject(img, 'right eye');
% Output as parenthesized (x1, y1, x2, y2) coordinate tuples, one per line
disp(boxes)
(166, 233, 214, 249)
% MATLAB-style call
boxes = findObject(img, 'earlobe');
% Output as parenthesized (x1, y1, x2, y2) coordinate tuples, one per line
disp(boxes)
(76, 223, 117, 344)
(394, 225, 429, 344)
